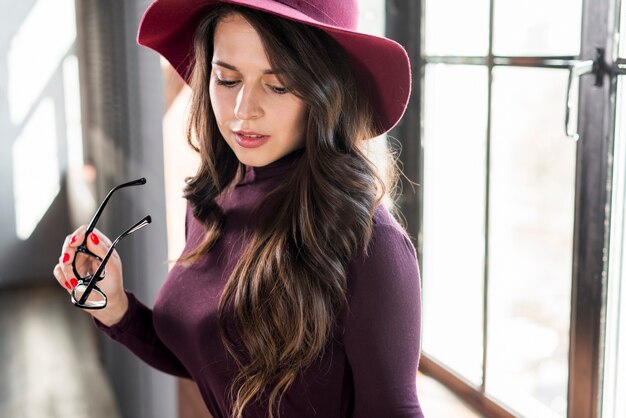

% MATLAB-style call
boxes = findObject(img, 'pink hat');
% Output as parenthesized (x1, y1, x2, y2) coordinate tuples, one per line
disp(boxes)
(137, 0, 412, 137)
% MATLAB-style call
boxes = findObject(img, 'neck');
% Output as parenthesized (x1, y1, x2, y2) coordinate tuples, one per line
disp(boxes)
(238, 147, 306, 185)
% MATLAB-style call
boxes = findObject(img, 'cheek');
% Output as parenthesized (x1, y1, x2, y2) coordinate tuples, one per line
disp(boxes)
(287, 102, 308, 138)
(209, 85, 221, 119)
(209, 84, 232, 124)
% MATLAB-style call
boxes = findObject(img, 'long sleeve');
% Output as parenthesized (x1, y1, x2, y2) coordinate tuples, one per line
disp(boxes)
(93, 290, 192, 379)
(342, 223, 424, 417)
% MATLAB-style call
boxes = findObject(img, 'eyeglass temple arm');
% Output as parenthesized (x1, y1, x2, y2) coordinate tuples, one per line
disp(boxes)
(84, 178, 147, 236)
(78, 215, 152, 305)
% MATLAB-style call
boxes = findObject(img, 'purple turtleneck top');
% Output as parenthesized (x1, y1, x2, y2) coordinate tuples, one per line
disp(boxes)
(93, 148, 424, 418)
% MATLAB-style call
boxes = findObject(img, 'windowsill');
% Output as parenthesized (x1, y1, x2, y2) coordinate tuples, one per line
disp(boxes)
(417, 371, 484, 418)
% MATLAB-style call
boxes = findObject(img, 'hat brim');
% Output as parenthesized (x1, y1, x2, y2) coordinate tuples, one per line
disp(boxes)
(137, 0, 411, 136)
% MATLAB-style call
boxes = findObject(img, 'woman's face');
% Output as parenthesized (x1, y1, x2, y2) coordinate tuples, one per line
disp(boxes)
(209, 13, 308, 167)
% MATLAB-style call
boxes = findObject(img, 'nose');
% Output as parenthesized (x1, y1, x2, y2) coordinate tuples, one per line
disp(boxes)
(234, 83, 263, 120)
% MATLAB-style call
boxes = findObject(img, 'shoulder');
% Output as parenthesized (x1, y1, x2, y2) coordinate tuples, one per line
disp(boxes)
(372, 203, 407, 232)
(367, 204, 417, 260)
(348, 204, 419, 279)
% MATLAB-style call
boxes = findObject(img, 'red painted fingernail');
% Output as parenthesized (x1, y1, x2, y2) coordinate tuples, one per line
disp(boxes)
(64, 281, 71, 290)
(62, 253, 70, 263)
(70, 235, 77, 245)
(70, 278, 78, 288)
(90, 233, 99, 245)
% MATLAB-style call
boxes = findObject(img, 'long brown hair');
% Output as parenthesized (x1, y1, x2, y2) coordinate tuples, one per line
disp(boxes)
(180, 4, 402, 418)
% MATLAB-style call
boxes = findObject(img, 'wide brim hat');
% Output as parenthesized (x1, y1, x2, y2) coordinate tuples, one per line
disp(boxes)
(137, 0, 412, 137)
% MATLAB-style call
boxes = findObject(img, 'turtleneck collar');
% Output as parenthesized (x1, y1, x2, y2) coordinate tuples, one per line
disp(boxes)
(237, 147, 305, 186)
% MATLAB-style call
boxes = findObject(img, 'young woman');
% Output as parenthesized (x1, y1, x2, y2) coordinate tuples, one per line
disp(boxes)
(53, 1, 423, 417)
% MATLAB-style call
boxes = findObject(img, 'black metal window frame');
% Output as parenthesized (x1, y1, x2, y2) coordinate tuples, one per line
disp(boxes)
(386, 0, 626, 417)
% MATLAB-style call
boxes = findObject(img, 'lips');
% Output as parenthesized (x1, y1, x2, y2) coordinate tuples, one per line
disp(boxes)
(234, 130, 269, 139)
(233, 130, 270, 149)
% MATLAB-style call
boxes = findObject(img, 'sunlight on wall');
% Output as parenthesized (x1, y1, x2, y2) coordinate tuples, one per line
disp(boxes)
(63, 55, 83, 170)
(63, 54, 94, 225)
(8, 0, 76, 125)
(12, 98, 60, 240)
(8, 0, 80, 240)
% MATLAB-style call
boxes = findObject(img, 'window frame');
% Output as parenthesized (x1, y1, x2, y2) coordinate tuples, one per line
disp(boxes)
(385, 0, 625, 416)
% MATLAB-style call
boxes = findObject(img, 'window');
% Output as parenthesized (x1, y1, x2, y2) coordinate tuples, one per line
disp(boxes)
(410, 0, 626, 416)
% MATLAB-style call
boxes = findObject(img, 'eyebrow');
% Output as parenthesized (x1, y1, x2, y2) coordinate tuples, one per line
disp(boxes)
(211, 60, 279, 75)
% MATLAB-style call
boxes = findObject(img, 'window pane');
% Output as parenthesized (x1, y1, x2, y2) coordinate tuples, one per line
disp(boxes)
(422, 64, 488, 385)
(486, 67, 574, 418)
(493, 0, 582, 56)
(425, 0, 489, 56)
(357, 0, 385, 36)
(602, 78, 626, 418)
(619, 0, 626, 58)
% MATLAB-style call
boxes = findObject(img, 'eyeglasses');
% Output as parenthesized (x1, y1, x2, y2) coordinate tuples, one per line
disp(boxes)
(71, 178, 151, 310)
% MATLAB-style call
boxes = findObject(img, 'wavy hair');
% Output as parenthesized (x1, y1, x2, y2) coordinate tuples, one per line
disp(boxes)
(179, 4, 403, 418)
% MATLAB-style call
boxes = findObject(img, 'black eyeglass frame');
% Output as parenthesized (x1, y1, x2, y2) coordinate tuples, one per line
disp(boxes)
(70, 178, 151, 310)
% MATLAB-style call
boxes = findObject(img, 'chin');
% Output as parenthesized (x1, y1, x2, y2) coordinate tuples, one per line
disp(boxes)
(232, 149, 273, 167)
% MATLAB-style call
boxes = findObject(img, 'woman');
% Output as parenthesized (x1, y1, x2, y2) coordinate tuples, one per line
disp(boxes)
(53, 1, 423, 417)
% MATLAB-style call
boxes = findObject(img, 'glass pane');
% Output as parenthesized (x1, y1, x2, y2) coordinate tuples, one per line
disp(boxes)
(73, 284, 107, 308)
(602, 78, 626, 418)
(619, 0, 626, 58)
(486, 67, 574, 418)
(425, 0, 489, 56)
(422, 64, 488, 385)
(357, 0, 385, 36)
(493, 0, 582, 56)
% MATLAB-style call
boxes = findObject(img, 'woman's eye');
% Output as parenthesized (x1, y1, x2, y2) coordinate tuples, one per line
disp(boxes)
(215, 77, 288, 95)
(269, 85, 288, 95)
(215, 78, 239, 88)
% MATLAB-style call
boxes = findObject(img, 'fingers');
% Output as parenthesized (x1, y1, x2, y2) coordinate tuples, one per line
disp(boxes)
(56, 232, 76, 288)
(84, 227, 115, 260)
(54, 225, 120, 292)
(58, 225, 86, 266)
(56, 225, 86, 284)
(53, 263, 76, 292)
(67, 225, 87, 250)
(55, 225, 103, 290)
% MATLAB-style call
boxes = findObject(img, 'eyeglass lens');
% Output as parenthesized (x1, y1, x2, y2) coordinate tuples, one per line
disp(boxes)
(72, 283, 107, 309)
(74, 251, 106, 282)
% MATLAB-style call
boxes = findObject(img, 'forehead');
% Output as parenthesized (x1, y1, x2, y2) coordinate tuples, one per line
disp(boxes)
(212, 13, 271, 71)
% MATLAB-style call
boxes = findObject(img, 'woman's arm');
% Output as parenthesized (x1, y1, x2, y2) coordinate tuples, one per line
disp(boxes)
(342, 221, 424, 418)
(93, 290, 192, 379)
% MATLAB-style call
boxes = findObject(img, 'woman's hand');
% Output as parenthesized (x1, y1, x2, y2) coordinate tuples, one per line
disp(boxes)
(52, 226, 129, 327)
